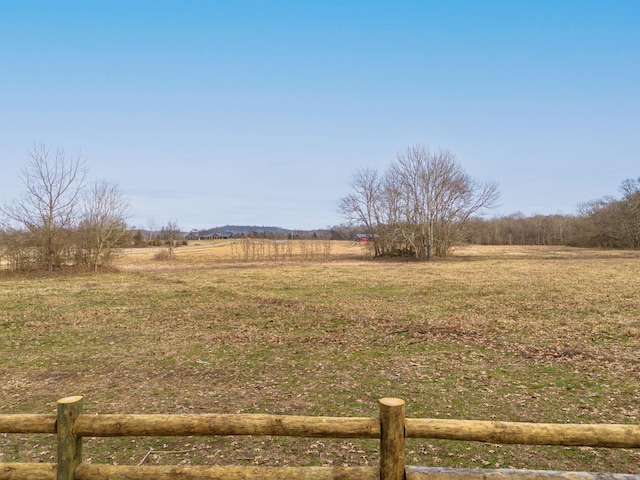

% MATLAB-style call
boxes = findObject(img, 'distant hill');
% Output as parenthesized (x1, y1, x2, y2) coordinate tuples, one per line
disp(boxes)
(210, 225, 294, 233)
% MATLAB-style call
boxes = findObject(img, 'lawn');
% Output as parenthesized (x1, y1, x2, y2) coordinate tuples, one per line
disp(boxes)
(1, 242, 639, 473)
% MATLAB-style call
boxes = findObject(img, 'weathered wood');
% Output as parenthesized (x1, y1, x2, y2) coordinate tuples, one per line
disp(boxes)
(6, 397, 640, 480)
(0, 463, 55, 480)
(380, 398, 405, 480)
(56, 396, 83, 480)
(406, 418, 640, 448)
(0, 415, 57, 434)
(75, 464, 379, 480)
(74, 413, 380, 438)
(406, 467, 640, 480)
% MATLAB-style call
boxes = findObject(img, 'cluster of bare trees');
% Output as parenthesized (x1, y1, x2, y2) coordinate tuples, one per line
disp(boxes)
(464, 213, 575, 246)
(577, 177, 640, 249)
(339, 145, 499, 259)
(464, 177, 640, 249)
(0, 145, 130, 272)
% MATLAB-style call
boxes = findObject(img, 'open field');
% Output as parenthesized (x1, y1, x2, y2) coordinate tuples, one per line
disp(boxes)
(1, 242, 639, 472)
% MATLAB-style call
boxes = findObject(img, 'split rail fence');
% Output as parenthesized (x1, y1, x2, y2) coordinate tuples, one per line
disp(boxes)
(1, 396, 639, 480)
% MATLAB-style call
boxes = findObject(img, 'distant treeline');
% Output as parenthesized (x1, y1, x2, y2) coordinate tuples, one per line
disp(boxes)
(466, 177, 640, 249)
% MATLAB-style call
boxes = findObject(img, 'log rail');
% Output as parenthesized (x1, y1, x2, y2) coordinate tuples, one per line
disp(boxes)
(1, 396, 639, 480)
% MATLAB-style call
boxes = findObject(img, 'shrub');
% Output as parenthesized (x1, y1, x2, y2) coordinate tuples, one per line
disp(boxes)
(153, 250, 172, 261)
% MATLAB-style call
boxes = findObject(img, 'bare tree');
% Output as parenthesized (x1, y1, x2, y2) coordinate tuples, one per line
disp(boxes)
(338, 168, 383, 256)
(160, 220, 181, 255)
(620, 177, 640, 198)
(390, 145, 435, 259)
(575, 177, 640, 249)
(0, 144, 135, 272)
(339, 144, 499, 260)
(0, 223, 34, 272)
(147, 217, 157, 243)
(1, 144, 86, 271)
(618, 177, 640, 248)
(79, 180, 131, 271)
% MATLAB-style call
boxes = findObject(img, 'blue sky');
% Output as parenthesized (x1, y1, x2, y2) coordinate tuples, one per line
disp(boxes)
(1, 1, 638, 231)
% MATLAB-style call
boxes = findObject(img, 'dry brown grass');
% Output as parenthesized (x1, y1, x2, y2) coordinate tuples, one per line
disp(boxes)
(1, 243, 639, 472)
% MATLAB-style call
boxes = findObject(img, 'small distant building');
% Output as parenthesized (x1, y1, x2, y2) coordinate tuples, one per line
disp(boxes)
(201, 232, 233, 240)
(355, 233, 379, 243)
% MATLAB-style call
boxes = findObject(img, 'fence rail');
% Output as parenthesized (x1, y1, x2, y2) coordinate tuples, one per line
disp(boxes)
(405, 418, 640, 448)
(73, 413, 381, 438)
(1, 396, 639, 480)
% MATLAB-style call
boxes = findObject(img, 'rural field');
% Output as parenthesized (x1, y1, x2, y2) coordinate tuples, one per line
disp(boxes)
(1, 241, 639, 473)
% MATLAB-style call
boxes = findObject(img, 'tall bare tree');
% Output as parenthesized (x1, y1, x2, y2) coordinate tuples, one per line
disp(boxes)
(339, 144, 499, 260)
(79, 180, 131, 271)
(338, 168, 383, 256)
(1, 144, 86, 271)
(391, 146, 500, 259)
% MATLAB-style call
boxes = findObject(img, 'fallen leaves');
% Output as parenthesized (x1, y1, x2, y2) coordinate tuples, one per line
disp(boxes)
(1, 245, 639, 472)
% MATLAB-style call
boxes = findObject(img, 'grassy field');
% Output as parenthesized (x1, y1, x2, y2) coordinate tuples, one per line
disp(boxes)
(1, 242, 639, 472)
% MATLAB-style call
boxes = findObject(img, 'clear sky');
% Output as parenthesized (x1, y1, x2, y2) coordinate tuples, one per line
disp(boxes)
(1, 1, 638, 231)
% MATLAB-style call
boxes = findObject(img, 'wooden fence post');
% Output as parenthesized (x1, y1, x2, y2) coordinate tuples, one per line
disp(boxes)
(380, 398, 405, 480)
(57, 396, 83, 480)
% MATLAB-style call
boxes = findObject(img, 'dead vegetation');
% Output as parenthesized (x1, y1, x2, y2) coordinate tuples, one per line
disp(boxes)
(1, 243, 639, 472)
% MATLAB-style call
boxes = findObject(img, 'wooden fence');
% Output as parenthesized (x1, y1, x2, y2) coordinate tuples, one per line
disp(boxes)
(1, 396, 639, 480)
